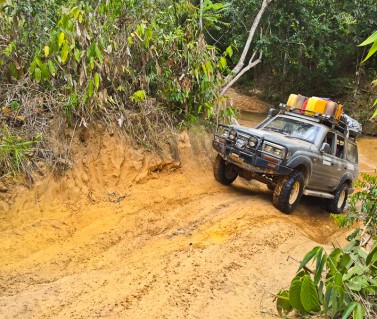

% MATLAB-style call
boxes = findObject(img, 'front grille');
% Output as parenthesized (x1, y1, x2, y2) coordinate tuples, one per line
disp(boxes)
(234, 132, 259, 150)
(235, 137, 247, 149)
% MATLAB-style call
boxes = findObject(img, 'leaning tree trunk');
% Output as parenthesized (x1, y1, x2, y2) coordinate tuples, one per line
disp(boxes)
(220, 0, 272, 97)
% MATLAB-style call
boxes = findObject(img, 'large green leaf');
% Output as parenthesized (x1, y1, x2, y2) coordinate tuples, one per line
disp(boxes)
(74, 49, 81, 63)
(219, 57, 227, 70)
(94, 44, 103, 63)
(372, 107, 377, 119)
(315, 254, 327, 285)
(34, 67, 42, 83)
(41, 64, 50, 80)
(362, 41, 377, 62)
(366, 245, 377, 266)
(94, 72, 100, 89)
(225, 46, 233, 57)
(343, 266, 363, 281)
(331, 288, 338, 316)
(87, 79, 94, 97)
(9, 63, 19, 79)
(276, 290, 292, 316)
(58, 32, 65, 47)
(300, 275, 320, 312)
(324, 284, 333, 313)
(298, 246, 322, 272)
(48, 60, 56, 77)
(346, 228, 361, 242)
(334, 272, 343, 287)
(289, 277, 307, 315)
(29, 60, 37, 75)
(342, 301, 358, 319)
(353, 302, 365, 319)
(347, 276, 363, 291)
(336, 285, 345, 309)
(359, 31, 377, 47)
(328, 248, 342, 274)
(61, 44, 70, 63)
(343, 239, 358, 253)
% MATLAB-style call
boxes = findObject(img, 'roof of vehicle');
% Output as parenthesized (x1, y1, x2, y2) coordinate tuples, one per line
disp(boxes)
(280, 109, 352, 138)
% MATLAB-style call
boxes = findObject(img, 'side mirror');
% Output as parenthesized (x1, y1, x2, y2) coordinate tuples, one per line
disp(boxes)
(320, 143, 331, 154)
(268, 108, 278, 117)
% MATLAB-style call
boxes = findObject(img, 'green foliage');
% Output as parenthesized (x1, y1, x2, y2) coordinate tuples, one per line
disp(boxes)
(332, 172, 377, 239)
(276, 240, 377, 318)
(130, 90, 146, 103)
(211, 0, 377, 96)
(359, 32, 377, 118)
(122, 0, 232, 119)
(0, 128, 41, 176)
(277, 172, 377, 318)
(1, 0, 234, 125)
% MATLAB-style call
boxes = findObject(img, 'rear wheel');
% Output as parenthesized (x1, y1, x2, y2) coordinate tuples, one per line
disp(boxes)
(213, 154, 238, 185)
(273, 171, 304, 214)
(326, 183, 348, 214)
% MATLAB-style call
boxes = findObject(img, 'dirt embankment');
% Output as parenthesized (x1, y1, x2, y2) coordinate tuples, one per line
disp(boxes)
(0, 92, 376, 319)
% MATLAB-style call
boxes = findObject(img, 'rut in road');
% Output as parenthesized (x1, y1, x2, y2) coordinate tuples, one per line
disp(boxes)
(0, 127, 361, 319)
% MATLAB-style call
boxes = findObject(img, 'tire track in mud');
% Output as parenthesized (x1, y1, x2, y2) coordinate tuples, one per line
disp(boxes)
(1, 127, 370, 319)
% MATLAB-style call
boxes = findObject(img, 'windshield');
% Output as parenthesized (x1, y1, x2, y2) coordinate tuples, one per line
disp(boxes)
(263, 117, 320, 143)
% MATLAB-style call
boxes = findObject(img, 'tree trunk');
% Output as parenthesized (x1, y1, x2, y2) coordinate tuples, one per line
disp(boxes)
(220, 0, 272, 97)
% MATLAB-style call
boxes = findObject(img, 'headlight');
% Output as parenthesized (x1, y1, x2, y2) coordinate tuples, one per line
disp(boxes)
(221, 128, 229, 139)
(248, 136, 258, 147)
(262, 142, 286, 159)
(229, 129, 237, 141)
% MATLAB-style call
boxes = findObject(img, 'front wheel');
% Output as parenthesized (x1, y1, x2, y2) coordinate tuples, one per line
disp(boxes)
(213, 154, 238, 185)
(326, 183, 348, 214)
(273, 171, 304, 214)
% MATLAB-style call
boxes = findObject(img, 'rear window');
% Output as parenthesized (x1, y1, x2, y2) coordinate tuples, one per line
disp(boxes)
(346, 142, 358, 163)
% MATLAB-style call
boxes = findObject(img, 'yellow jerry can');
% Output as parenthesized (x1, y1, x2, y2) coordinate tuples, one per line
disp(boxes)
(305, 97, 327, 115)
(286, 94, 298, 110)
(305, 97, 317, 115)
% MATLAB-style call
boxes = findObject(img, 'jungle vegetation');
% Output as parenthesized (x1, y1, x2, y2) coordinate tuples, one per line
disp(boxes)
(0, 0, 376, 177)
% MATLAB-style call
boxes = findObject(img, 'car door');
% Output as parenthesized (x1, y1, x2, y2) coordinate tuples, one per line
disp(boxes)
(310, 132, 341, 191)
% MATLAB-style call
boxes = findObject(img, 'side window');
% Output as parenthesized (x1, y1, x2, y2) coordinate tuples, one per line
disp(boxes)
(336, 136, 345, 159)
(346, 142, 358, 163)
(323, 132, 336, 155)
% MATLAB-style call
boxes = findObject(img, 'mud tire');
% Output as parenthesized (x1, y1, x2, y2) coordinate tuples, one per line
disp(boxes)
(326, 183, 348, 214)
(273, 171, 304, 214)
(213, 154, 238, 185)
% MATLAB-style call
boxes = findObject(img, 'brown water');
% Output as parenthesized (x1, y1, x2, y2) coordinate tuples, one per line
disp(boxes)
(238, 110, 267, 127)
(238, 111, 377, 173)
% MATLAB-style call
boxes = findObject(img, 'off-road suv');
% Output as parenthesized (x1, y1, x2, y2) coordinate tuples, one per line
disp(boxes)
(212, 107, 359, 214)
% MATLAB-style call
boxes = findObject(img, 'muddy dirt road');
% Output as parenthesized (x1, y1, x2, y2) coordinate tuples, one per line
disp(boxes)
(0, 116, 376, 318)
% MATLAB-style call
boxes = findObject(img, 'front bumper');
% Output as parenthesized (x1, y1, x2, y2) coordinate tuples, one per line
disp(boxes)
(213, 139, 293, 176)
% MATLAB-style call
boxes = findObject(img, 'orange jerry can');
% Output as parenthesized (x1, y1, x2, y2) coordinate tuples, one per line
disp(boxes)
(324, 101, 337, 117)
(335, 104, 343, 120)
(316, 99, 327, 114)
(286, 94, 298, 110)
